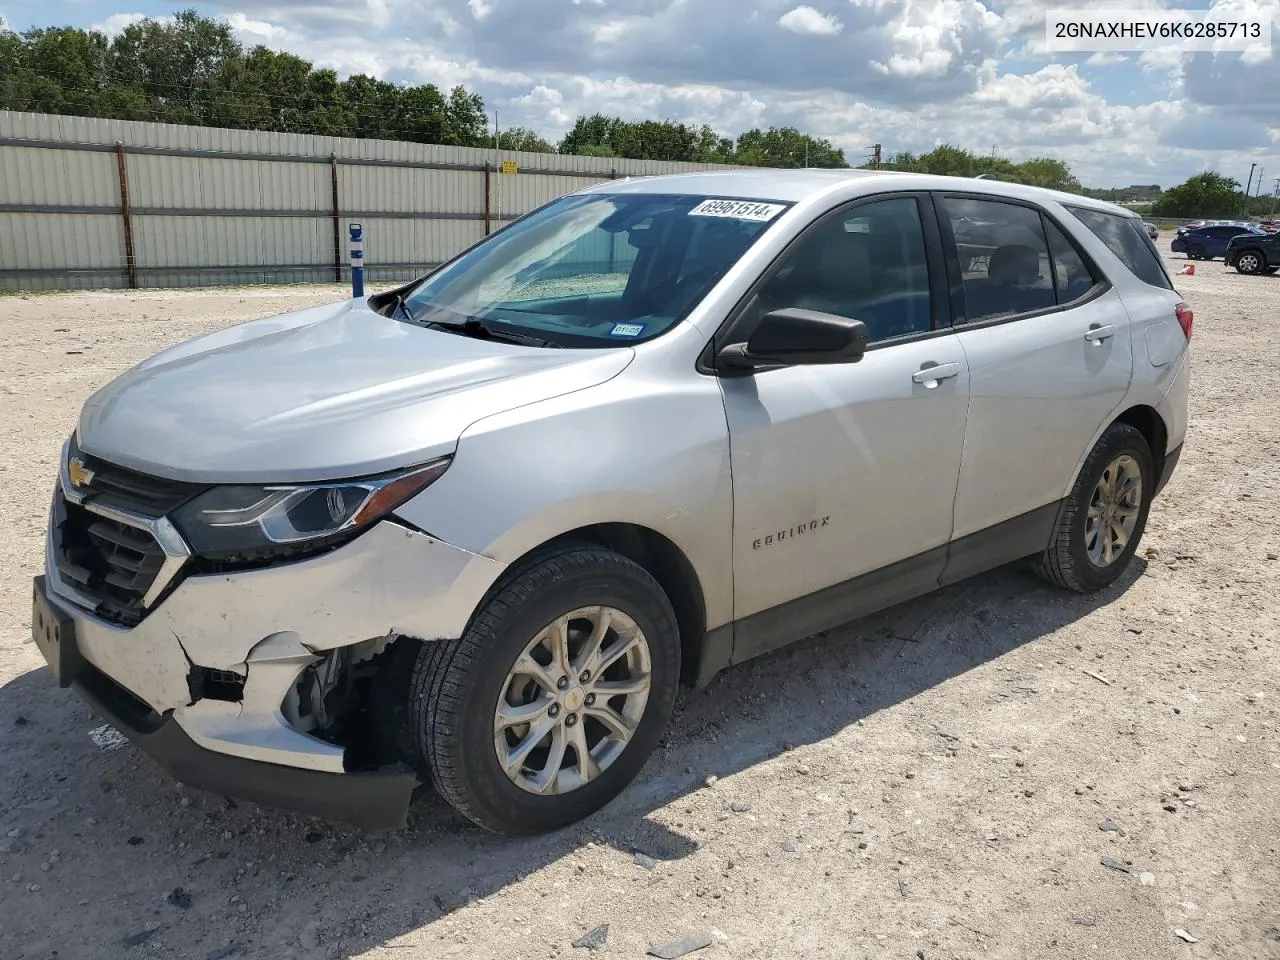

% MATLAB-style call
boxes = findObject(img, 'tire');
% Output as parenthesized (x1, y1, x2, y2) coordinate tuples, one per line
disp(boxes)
(1188, 245, 1205, 261)
(410, 544, 681, 835)
(1234, 250, 1266, 275)
(1034, 422, 1154, 594)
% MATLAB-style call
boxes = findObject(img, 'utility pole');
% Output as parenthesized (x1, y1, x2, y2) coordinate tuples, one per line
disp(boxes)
(1244, 162, 1257, 215)
(1271, 178, 1280, 217)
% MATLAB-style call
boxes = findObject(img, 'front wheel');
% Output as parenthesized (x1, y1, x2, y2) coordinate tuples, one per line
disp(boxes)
(1188, 245, 1205, 261)
(410, 545, 681, 834)
(1235, 250, 1265, 274)
(1034, 423, 1154, 593)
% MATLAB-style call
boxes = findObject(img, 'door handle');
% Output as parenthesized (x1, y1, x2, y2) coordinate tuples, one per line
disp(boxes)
(1085, 323, 1115, 343)
(912, 361, 960, 387)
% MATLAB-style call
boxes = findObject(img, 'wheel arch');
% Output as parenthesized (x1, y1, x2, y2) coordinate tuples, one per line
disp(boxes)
(474, 522, 711, 688)
(1114, 404, 1168, 473)
(1235, 246, 1267, 269)
(1066, 403, 1169, 499)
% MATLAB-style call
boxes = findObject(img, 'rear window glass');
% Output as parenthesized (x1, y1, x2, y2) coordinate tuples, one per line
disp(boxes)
(1067, 207, 1173, 291)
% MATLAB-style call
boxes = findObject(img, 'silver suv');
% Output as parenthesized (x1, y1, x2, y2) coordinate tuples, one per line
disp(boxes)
(32, 170, 1190, 835)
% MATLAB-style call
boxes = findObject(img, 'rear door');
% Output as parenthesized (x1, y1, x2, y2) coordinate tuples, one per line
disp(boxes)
(1065, 205, 1187, 372)
(934, 194, 1134, 578)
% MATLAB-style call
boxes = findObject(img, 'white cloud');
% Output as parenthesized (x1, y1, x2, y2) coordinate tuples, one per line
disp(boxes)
(224, 12, 298, 45)
(1086, 52, 1128, 66)
(467, 0, 493, 20)
(778, 5, 844, 36)
(89, 12, 152, 36)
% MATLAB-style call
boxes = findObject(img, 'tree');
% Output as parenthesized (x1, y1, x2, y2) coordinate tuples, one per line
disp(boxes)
(558, 115, 845, 167)
(1152, 172, 1244, 218)
(1014, 157, 1081, 193)
(496, 127, 555, 153)
(734, 127, 846, 168)
(868, 144, 1084, 194)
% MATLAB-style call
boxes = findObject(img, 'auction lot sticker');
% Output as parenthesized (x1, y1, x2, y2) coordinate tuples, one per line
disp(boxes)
(689, 199, 786, 222)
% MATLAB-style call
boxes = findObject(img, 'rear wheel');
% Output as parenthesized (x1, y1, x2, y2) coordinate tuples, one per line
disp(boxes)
(1188, 245, 1205, 260)
(410, 544, 681, 835)
(1235, 250, 1266, 274)
(1034, 423, 1154, 594)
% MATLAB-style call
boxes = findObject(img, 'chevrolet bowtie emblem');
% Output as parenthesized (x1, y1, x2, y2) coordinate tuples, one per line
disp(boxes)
(68, 457, 95, 488)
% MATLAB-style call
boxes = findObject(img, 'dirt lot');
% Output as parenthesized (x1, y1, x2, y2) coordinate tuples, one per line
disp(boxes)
(1, 252, 1278, 960)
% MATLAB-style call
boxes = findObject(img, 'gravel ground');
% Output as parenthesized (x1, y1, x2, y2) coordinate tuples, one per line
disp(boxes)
(1, 251, 1278, 960)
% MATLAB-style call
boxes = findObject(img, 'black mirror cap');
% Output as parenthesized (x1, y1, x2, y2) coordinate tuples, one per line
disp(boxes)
(720, 308, 868, 369)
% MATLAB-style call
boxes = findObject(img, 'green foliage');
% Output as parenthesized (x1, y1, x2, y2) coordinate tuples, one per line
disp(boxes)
(558, 114, 845, 167)
(865, 143, 1083, 193)
(2, 12, 848, 166)
(0, 9, 491, 145)
(1151, 172, 1245, 218)
(495, 126, 555, 153)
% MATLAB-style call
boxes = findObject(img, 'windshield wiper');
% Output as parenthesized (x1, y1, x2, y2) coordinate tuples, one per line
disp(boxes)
(425, 317, 558, 348)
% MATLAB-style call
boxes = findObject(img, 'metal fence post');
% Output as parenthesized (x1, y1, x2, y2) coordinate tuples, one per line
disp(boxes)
(484, 161, 492, 235)
(349, 222, 364, 298)
(114, 141, 138, 289)
(330, 153, 342, 283)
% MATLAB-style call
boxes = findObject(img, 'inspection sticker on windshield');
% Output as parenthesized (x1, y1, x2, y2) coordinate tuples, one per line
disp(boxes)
(688, 199, 786, 222)
(610, 323, 646, 338)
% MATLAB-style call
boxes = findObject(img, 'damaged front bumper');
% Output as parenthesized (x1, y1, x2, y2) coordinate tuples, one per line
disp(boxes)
(34, 504, 505, 830)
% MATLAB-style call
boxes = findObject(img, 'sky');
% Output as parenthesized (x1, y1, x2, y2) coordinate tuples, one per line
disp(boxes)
(3, 0, 1279, 189)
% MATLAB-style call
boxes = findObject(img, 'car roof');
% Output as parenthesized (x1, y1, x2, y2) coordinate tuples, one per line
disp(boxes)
(578, 168, 1137, 218)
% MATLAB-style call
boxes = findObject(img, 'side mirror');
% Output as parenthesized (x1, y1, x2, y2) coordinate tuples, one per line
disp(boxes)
(718, 308, 868, 370)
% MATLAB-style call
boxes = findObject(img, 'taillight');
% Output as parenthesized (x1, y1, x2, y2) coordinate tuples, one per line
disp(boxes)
(1175, 301, 1193, 340)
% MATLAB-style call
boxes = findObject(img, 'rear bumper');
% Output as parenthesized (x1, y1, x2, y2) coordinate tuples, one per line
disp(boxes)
(37, 576, 419, 831)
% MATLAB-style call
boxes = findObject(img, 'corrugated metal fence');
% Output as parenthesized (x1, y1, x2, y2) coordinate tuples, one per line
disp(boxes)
(0, 110, 739, 292)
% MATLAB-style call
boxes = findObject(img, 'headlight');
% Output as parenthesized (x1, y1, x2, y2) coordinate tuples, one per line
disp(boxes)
(171, 458, 450, 561)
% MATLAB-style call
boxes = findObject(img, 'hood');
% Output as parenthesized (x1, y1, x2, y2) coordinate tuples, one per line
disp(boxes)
(77, 298, 634, 483)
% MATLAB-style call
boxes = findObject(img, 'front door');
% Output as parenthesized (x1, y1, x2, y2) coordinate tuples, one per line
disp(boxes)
(719, 195, 969, 659)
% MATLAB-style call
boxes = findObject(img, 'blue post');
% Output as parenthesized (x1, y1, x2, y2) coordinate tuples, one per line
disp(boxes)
(349, 222, 364, 298)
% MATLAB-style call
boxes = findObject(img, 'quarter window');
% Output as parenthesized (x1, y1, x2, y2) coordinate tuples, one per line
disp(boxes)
(755, 197, 933, 344)
(944, 197, 1056, 323)
(1066, 206, 1173, 291)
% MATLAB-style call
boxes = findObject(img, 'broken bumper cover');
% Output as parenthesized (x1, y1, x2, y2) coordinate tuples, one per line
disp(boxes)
(39, 596, 420, 831)
(35, 515, 506, 829)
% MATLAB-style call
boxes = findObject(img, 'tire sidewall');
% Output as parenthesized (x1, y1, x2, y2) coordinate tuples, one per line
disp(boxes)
(439, 559, 680, 833)
(1065, 427, 1154, 591)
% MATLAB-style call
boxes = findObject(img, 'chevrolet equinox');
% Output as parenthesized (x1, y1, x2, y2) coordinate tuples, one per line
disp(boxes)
(32, 170, 1191, 834)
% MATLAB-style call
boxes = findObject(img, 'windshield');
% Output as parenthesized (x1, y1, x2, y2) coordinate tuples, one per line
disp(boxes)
(401, 192, 790, 347)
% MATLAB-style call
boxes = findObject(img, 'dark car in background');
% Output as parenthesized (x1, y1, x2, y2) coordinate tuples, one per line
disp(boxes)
(1171, 222, 1268, 260)
(1226, 229, 1280, 275)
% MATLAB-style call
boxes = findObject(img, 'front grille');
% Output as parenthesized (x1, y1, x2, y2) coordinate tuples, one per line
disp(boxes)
(52, 444, 206, 626)
(53, 494, 169, 625)
(68, 440, 205, 517)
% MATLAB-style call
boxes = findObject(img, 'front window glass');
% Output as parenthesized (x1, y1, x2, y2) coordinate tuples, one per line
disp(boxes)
(755, 197, 933, 343)
(402, 193, 789, 347)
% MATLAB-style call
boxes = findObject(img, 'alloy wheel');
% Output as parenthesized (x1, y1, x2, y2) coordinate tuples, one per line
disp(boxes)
(494, 606, 652, 795)
(1085, 454, 1143, 567)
